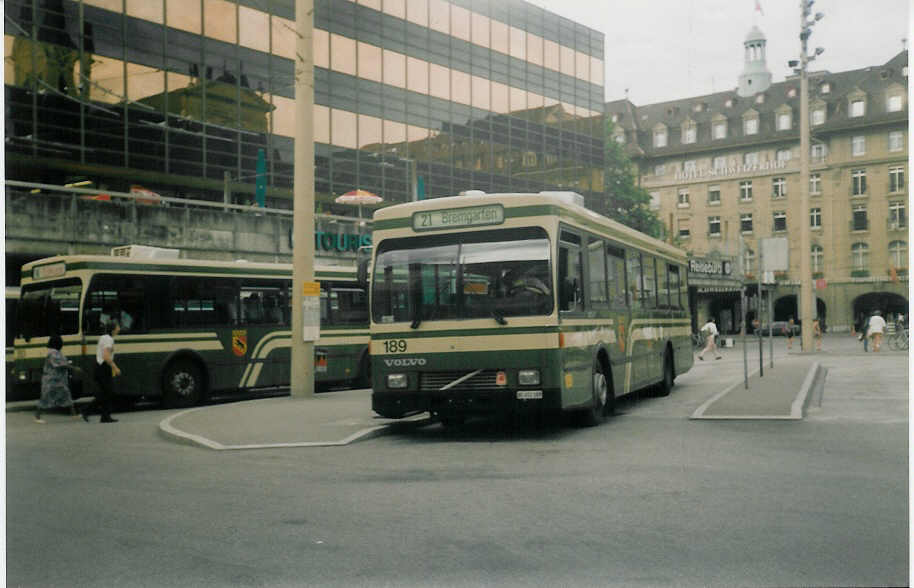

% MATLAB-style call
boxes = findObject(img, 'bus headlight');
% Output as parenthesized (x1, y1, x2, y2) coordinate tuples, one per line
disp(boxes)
(518, 369, 540, 386)
(387, 373, 408, 389)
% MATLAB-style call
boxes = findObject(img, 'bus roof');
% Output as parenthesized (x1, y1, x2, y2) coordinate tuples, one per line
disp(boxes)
(20, 255, 356, 283)
(373, 191, 687, 263)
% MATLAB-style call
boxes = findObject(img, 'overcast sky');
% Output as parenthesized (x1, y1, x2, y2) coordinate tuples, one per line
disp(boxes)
(531, 0, 910, 105)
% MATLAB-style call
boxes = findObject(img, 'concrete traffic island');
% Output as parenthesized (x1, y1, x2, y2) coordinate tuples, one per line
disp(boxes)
(691, 357, 824, 420)
(158, 389, 430, 450)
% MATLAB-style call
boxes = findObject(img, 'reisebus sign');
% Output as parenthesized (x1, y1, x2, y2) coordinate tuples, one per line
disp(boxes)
(412, 205, 504, 231)
(689, 258, 732, 276)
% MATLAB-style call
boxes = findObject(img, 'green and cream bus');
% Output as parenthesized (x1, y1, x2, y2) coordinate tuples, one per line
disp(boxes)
(12, 251, 369, 407)
(367, 191, 692, 425)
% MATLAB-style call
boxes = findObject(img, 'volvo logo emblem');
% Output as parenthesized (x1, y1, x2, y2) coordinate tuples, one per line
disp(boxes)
(383, 358, 427, 367)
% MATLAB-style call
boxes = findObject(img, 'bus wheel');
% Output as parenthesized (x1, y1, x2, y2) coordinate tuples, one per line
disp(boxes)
(656, 351, 674, 397)
(580, 359, 608, 426)
(163, 360, 203, 408)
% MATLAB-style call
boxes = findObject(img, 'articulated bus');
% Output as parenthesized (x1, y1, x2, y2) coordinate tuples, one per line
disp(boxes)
(11, 251, 369, 407)
(367, 191, 693, 426)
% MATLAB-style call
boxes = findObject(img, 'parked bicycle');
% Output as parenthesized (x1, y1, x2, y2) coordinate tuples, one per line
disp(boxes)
(887, 326, 909, 351)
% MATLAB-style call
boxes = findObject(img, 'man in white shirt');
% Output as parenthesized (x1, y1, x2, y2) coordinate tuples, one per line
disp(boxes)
(867, 310, 887, 353)
(698, 317, 722, 360)
(81, 321, 121, 423)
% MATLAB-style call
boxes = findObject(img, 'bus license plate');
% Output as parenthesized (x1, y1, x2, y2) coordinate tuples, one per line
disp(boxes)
(517, 390, 543, 400)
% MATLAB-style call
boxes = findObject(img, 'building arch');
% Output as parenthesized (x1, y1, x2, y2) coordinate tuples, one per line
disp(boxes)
(852, 292, 909, 325)
(774, 294, 827, 328)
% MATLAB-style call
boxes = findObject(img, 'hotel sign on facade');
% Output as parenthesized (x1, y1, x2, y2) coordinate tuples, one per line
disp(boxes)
(674, 159, 787, 182)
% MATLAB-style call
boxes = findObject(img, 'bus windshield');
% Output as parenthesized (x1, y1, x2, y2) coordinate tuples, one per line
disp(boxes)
(371, 227, 552, 324)
(18, 279, 82, 340)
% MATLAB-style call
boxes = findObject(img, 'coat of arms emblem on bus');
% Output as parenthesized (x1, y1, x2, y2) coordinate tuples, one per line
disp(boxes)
(232, 330, 248, 357)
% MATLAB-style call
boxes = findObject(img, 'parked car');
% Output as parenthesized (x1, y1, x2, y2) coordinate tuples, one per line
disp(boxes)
(757, 321, 800, 336)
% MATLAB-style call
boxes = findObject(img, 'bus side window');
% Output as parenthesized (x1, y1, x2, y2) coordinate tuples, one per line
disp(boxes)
(626, 250, 643, 310)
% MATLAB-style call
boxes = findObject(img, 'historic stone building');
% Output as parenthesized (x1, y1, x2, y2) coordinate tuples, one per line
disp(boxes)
(607, 27, 908, 332)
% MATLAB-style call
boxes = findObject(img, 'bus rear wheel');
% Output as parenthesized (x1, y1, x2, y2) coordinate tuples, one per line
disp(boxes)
(653, 350, 674, 397)
(163, 360, 203, 408)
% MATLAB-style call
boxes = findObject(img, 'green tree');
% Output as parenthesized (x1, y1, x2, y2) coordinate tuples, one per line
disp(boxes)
(601, 119, 664, 238)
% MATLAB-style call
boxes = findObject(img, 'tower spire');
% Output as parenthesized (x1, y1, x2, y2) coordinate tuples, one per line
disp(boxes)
(738, 25, 772, 97)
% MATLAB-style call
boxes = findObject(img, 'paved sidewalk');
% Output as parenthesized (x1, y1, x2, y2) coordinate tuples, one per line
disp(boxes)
(159, 389, 429, 450)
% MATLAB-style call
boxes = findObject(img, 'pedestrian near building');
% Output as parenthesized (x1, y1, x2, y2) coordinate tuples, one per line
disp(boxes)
(697, 317, 722, 360)
(785, 316, 796, 350)
(35, 335, 81, 423)
(868, 310, 887, 353)
(812, 317, 822, 351)
(856, 312, 870, 351)
(81, 321, 121, 423)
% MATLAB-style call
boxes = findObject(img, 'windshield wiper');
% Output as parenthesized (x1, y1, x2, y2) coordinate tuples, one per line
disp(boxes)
(491, 308, 507, 325)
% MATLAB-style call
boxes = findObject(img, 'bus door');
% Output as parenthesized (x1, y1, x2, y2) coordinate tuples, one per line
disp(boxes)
(558, 228, 590, 407)
(237, 280, 290, 389)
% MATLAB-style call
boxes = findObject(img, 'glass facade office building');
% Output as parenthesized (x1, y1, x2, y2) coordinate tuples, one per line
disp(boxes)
(5, 0, 606, 213)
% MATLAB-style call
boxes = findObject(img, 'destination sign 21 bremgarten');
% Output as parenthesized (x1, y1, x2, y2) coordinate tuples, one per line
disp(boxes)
(412, 204, 504, 231)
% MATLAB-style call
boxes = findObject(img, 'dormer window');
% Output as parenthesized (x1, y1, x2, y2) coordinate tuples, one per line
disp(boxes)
(713, 120, 727, 139)
(744, 117, 759, 135)
(725, 98, 734, 108)
(693, 103, 704, 113)
(787, 87, 797, 98)
(820, 82, 831, 94)
(755, 93, 765, 104)
(653, 126, 668, 148)
(850, 99, 865, 117)
(811, 106, 826, 125)
(888, 92, 904, 112)
(777, 111, 792, 131)
(682, 121, 697, 144)
(611, 113, 620, 122)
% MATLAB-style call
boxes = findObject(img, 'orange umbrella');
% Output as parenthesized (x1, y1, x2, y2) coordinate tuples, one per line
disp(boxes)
(335, 190, 383, 219)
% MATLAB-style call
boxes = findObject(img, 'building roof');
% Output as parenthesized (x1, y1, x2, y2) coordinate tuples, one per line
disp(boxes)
(606, 50, 908, 159)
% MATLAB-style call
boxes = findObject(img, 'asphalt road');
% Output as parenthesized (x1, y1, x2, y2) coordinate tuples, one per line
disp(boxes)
(6, 335, 908, 587)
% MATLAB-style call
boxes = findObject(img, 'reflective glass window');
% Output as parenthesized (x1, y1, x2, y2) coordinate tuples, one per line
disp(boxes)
(128, 0, 164, 23)
(384, 119, 407, 144)
(560, 46, 574, 76)
(314, 104, 331, 144)
(472, 13, 490, 48)
(509, 27, 526, 60)
(306, 28, 329, 69)
(490, 20, 508, 54)
(429, 0, 449, 33)
(204, 0, 237, 44)
(472, 76, 490, 110)
(383, 49, 406, 88)
(406, 0, 429, 27)
(238, 6, 269, 52)
(451, 69, 470, 105)
(271, 95, 295, 138)
(590, 56, 603, 85)
(329, 34, 356, 76)
(575, 51, 589, 81)
(428, 63, 450, 100)
(359, 114, 383, 148)
(384, 0, 406, 19)
(165, 0, 201, 33)
(526, 33, 543, 66)
(406, 56, 429, 94)
(491, 81, 509, 113)
(357, 42, 382, 82)
(359, 0, 382, 9)
(272, 17, 296, 59)
(451, 5, 470, 41)
(331, 109, 358, 149)
(510, 87, 525, 111)
(543, 39, 560, 71)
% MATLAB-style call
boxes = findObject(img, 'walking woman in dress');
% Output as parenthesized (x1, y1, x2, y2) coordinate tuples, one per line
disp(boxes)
(34, 335, 81, 423)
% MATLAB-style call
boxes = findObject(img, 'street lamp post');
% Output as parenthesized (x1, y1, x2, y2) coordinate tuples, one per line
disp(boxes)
(795, 0, 824, 352)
